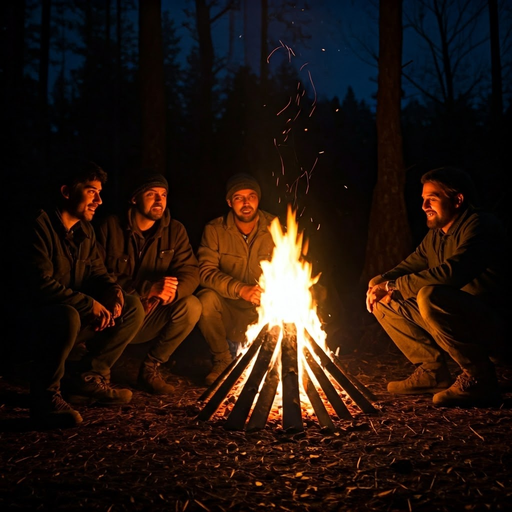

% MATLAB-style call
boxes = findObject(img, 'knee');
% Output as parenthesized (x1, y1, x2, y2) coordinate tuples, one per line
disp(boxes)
(197, 289, 222, 316)
(122, 294, 145, 326)
(417, 285, 446, 318)
(181, 295, 202, 323)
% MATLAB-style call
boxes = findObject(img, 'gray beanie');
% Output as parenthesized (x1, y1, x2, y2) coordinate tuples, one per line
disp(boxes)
(130, 171, 169, 198)
(225, 173, 261, 201)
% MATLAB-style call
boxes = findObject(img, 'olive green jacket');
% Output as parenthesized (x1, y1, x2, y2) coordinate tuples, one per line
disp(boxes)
(96, 208, 199, 302)
(27, 209, 124, 317)
(381, 207, 508, 317)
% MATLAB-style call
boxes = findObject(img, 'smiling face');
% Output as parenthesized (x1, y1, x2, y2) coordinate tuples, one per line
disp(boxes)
(422, 181, 463, 233)
(62, 180, 103, 224)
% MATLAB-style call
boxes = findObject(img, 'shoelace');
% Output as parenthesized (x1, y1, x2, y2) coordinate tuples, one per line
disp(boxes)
(51, 392, 72, 411)
(84, 374, 110, 390)
(454, 373, 474, 391)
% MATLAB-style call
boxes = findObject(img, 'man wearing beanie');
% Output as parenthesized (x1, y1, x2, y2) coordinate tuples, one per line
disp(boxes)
(197, 173, 276, 386)
(96, 170, 201, 395)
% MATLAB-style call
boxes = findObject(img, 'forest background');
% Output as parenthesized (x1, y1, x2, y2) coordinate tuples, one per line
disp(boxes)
(2, 0, 511, 357)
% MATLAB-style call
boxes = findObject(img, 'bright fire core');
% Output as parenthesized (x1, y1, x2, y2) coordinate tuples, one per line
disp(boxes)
(246, 206, 326, 352)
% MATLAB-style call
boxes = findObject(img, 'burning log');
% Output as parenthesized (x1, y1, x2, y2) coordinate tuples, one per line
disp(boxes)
(197, 207, 378, 432)
(197, 323, 377, 432)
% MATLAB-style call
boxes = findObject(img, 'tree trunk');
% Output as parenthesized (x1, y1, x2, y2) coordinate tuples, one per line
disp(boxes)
(360, 0, 411, 285)
(139, 0, 166, 173)
(488, 0, 503, 133)
(195, 0, 215, 172)
(2, 0, 25, 169)
(260, 0, 268, 94)
(39, 0, 51, 168)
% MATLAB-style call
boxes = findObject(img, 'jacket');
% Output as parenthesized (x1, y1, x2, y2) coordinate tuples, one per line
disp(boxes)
(27, 208, 123, 317)
(197, 210, 276, 302)
(382, 207, 509, 317)
(96, 208, 199, 301)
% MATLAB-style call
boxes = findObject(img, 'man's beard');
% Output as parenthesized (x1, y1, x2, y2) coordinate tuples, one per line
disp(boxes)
(426, 213, 447, 230)
(235, 209, 258, 223)
(140, 204, 164, 221)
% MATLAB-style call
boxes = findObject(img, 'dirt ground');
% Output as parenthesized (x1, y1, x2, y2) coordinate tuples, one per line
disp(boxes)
(2, 326, 512, 512)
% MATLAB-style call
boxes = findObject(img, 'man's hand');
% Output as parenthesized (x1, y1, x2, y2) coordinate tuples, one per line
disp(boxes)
(366, 283, 393, 313)
(149, 276, 179, 305)
(91, 300, 114, 331)
(239, 284, 262, 306)
(111, 302, 123, 320)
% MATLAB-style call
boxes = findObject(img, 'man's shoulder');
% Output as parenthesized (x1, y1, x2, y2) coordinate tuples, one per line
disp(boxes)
(258, 210, 277, 225)
(204, 214, 229, 229)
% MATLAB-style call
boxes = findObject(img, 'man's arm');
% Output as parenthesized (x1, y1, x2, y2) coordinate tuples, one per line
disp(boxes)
(169, 221, 200, 300)
(197, 224, 245, 299)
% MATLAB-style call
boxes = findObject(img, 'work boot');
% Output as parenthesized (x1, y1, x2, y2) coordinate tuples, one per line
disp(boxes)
(137, 356, 175, 395)
(433, 370, 502, 408)
(67, 373, 132, 405)
(205, 352, 232, 386)
(30, 391, 83, 429)
(387, 364, 453, 395)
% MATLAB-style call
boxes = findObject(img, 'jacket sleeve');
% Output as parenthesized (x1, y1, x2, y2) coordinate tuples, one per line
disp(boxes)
(171, 222, 200, 298)
(29, 217, 121, 317)
(197, 224, 243, 299)
(96, 216, 140, 295)
(387, 215, 500, 300)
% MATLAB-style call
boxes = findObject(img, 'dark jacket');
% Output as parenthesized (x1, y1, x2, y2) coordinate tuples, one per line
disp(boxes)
(96, 208, 199, 301)
(197, 210, 276, 302)
(382, 207, 509, 317)
(27, 208, 124, 317)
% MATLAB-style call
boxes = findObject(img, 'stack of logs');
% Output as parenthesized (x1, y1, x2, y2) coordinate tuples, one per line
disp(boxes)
(197, 323, 378, 432)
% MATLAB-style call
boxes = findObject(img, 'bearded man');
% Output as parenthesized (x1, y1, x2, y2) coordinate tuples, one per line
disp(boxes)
(196, 173, 276, 385)
(97, 171, 201, 395)
(366, 167, 508, 408)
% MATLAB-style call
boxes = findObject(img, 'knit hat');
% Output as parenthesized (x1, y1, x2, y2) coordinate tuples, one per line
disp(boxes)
(130, 171, 169, 198)
(225, 173, 261, 201)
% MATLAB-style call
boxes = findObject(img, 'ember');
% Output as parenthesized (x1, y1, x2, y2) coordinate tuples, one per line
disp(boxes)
(198, 207, 377, 432)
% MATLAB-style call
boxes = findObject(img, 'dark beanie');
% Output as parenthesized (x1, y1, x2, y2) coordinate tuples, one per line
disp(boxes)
(225, 173, 261, 201)
(130, 171, 169, 198)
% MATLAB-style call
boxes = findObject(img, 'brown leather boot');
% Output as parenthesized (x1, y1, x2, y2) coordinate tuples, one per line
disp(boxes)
(137, 356, 175, 395)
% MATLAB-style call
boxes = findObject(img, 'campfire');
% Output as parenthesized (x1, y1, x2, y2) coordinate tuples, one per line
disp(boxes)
(197, 207, 376, 432)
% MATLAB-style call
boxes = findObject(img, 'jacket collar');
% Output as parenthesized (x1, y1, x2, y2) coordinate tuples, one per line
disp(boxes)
(126, 207, 171, 238)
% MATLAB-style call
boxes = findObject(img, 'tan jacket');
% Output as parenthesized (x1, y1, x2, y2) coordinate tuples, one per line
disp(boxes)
(197, 210, 276, 304)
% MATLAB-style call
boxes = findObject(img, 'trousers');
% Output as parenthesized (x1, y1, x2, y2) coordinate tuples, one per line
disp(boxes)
(29, 294, 145, 396)
(130, 295, 202, 363)
(372, 285, 506, 376)
(197, 288, 258, 361)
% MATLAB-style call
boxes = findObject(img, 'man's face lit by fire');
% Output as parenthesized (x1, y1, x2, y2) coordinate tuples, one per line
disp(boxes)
(422, 181, 463, 233)
(62, 180, 103, 223)
(134, 187, 167, 221)
(228, 188, 259, 224)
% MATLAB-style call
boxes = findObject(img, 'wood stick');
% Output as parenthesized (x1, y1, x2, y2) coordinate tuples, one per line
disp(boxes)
(224, 326, 280, 431)
(281, 323, 303, 432)
(303, 346, 352, 420)
(305, 329, 377, 414)
(196, 325, 268, 421)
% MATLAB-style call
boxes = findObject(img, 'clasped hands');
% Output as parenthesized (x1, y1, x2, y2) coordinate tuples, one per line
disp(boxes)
(366, 282, 393, 314)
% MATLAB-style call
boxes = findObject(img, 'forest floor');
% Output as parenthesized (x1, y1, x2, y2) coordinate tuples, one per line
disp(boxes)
(1, 326, 512, 512)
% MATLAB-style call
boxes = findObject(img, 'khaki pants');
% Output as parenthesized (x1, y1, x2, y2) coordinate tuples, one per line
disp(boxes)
(373, 285, 506, 376)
